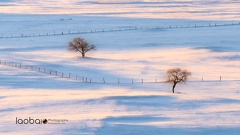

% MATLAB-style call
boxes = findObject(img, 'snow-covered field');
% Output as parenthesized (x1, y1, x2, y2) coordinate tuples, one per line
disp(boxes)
(0, 0, 240, 135)
(1, 0, 240, 20)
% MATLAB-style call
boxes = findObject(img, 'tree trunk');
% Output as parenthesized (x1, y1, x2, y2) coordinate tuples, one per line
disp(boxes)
(82, 52, 85, 57)
(81, 47, 85, 57)
(172, 83, 176, 93)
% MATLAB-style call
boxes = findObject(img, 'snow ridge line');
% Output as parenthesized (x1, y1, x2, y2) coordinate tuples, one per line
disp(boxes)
(0, 22, 240, 39)
(1, 60, 240, 84)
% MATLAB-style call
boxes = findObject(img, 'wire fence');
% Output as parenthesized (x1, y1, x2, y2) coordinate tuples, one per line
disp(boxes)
(1, 60, 238, 84)
(0, 60, 89, 83)
(0, 60, 161, 84)
(0, 22, 240, 39)
(0, 60, 150, 84)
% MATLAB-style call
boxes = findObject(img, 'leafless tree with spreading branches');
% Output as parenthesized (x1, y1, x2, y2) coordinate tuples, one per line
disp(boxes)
(68, 37, 96, 57)
(166, 68, 191, 93)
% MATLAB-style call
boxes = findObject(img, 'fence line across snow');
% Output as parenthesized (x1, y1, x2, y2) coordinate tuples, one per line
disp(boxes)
(0, 60, 239, 84)
(0, 60, 154, 84)
(0, 22, 240, 39)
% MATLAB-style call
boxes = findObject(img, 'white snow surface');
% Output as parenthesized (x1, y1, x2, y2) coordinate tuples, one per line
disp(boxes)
(0, 0, 240, 20)
(0, 1, 240, 135)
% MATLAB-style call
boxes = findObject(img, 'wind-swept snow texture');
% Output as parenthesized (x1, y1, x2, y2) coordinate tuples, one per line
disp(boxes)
(0, 0, 240, 20)
(0, 1, 240, 135)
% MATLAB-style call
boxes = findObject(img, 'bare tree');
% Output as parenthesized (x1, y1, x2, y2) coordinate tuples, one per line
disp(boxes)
(68, 37, 96, 57)
(166, 68, 191, 93)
